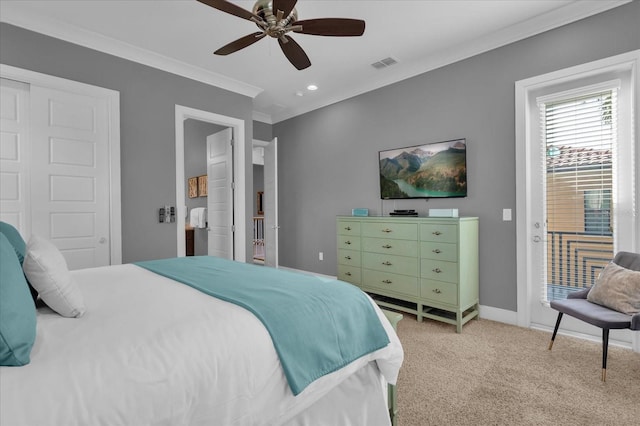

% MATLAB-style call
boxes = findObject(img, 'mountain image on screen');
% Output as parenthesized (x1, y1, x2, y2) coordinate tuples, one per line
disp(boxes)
(379, 139, 467, 199)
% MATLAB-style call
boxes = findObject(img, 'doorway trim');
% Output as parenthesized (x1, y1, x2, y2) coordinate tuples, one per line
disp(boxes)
(175, 105, 246, 261)
(515, 50, 640, 351)
(0, 63, 122, 265)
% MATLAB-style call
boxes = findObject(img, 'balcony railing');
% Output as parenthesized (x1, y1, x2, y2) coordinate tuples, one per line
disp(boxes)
(545, 230, 613, 301)
(253, 216, 264, 263)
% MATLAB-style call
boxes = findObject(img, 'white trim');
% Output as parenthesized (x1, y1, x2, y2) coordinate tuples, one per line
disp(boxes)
(515, 50, 640, 351)
(479, 305, 518, 326)
(269, 0, 632, 123)
(0, 63, 122, 265)
(175, 105, 246, 262)
(0, 2, 262, 100)
(0, 0, 629, 124)
(252, 111, 273, 125)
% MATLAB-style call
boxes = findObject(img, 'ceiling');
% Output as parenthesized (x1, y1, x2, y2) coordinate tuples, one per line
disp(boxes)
(0, 0, 630, 123)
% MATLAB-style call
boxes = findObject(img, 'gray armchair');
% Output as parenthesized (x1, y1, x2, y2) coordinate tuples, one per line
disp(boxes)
(548, 251, 640, 381)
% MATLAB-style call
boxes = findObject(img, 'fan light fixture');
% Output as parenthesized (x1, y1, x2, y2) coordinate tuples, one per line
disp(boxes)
(197, 0, 366, 70)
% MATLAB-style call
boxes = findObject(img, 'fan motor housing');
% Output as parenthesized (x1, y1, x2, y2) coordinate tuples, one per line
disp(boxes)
(253, 0, 297, 31)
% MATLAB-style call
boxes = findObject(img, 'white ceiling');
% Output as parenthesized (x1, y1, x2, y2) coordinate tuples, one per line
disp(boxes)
(0, 0, 630, 123)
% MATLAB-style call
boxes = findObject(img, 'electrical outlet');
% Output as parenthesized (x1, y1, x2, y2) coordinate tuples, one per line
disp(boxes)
(319, 252, 324, 261)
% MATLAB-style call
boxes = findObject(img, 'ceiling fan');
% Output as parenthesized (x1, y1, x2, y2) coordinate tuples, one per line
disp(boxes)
(197, 0, 366, 70)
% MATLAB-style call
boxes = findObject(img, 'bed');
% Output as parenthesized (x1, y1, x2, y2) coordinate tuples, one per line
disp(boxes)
(0, 225, 403, 426)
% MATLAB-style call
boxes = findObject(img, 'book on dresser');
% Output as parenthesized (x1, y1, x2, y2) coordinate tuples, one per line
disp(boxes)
(336, 215, 479, 333)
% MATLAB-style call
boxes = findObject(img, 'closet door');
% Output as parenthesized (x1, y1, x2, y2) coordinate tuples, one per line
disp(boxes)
(0, 78, 31, 235)
(29, 85, 111, 269)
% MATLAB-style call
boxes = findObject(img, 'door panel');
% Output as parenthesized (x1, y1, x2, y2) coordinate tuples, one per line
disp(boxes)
(29, 84, 110, 269)
(0, 78, 30, 235)
(264, 137, 278, 267)
(206, 128, 233, 259)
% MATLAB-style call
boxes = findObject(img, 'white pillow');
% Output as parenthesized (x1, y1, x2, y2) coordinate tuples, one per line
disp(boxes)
(23, 235, 85, 318)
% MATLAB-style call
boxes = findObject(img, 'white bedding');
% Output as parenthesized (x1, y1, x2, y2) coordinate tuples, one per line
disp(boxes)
(0, 264, 403, 426)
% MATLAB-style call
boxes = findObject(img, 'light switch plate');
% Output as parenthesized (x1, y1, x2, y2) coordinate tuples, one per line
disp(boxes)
(503, 208, 512, 221)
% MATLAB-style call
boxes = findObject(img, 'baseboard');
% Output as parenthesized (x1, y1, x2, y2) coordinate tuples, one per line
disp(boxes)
(478, 305, 518, 325)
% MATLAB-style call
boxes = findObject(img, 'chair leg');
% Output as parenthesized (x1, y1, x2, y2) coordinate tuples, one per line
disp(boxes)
(549, 312, 563, 350)
(602, 328, 609, 382)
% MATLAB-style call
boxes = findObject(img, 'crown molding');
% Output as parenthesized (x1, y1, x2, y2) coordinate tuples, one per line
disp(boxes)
(1, 0, 630, 125)
(270, 0, 632, 123)
(0, 3, 263, 100)
(252, 111, 273, 124)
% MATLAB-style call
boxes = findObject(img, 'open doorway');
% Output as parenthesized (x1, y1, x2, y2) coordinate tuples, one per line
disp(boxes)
(175, 105, 246, 262)
(184, 120, 226, 256)
(253, 138, 279, 267)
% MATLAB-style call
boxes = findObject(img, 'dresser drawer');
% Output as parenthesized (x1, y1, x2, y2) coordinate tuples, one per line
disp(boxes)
(363, 252, 418, 276)
(420, 279, 457, 305)
(363, 269, 418, 297)
(337, 235, 361, 251)
(362, 222, 418, 240)
(362, 237, 418, 257)
(338, 249, 361, 267)
(420, 241, 457, 262)
(338, 265, 361, 284)
(420, 223, 457, 243)
(421, 259, 459, 283)
(337, 220, 361, 236)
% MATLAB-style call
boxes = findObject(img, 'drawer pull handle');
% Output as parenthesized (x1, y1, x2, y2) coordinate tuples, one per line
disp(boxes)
(432, 288, 442, 294)
(432, 231, 442, 236)
(345, 272, 352, 276)
(345, 256, 351, 260)
(432, 249, 441, 254)
(382, 261, 392, 266)
(345, 240, 351, 245)
(382, 279, 393, 284)
(432, 268, 442, 273)
(382, 229, 392, 233)
(382, 244, 392, 249)
(345, 226, 352, 231)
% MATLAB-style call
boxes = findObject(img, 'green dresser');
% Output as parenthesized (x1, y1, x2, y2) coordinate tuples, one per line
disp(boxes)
(337, 216, 479, 333)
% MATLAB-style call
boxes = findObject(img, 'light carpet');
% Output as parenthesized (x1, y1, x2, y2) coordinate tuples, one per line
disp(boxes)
(394, 315, 640, 426)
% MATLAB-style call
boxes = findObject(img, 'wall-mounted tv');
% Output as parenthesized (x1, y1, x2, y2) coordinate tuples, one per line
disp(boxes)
(379, 138, 467, 199)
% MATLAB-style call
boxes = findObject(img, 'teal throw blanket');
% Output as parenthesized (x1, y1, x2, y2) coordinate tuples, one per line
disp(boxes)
(135, 256, 390, 395)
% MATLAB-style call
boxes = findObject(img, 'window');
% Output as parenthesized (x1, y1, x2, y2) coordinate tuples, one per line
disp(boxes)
(540, 87, 617, 298)
(584, 189, 611, 235)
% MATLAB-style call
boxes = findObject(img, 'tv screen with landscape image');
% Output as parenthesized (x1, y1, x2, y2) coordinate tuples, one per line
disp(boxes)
(379, 138, 467, 199)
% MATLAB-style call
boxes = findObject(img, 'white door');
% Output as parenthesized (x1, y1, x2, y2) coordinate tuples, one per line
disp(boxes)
(29, 84, 111, 270)
(206, 128, 234, 259)
(0, 78, 31, 235)
(263, 137, 279, 267)
(1, 78, 113, 270)
(517, 57, 637, 348)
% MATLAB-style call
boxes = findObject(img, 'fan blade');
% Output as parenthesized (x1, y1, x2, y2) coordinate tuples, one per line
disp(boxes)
(278, 35, 311, 70)
(214, 32, 266, 56)
(273, 0, 297, 19)
(292, 18, 365, 36)
(197, 0, 260, 22)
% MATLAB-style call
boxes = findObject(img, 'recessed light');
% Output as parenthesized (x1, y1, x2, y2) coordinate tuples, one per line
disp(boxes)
(307, 84, 318, 91)
(295, 91, 304, 97)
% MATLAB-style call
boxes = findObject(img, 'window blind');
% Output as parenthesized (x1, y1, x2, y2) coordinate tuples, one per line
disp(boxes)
(539, 89, 617, 301)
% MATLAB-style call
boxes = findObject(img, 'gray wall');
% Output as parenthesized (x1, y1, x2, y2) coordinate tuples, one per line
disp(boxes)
(185, 119, 225, 255)
(273, 2, 640, 312)
(253, 120, 273, 142)
(0, 23, 255, 263)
